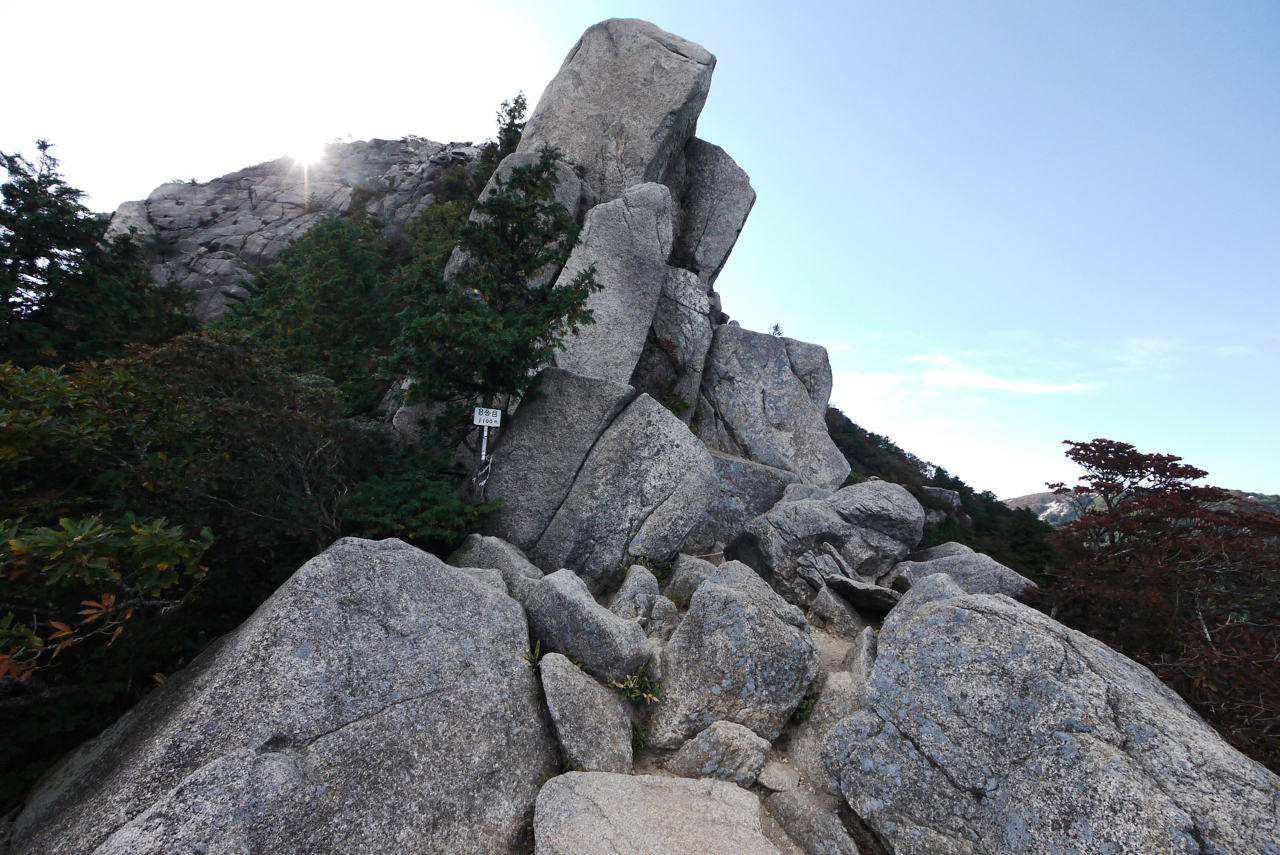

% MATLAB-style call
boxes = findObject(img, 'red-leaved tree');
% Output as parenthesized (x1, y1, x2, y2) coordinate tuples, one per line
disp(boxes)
(1041, 439, 1280, 771)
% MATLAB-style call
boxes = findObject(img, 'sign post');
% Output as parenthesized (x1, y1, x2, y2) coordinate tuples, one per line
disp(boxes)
(473, 407, 502, 462)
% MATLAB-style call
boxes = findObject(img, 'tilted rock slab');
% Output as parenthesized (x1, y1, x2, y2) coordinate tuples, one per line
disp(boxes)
(534, 772, 782, 855)
(10, 538, 557, 855)
(683, 451, 800, 556)
(519, 18, 715, 206)
(670, 137, 757, 290)
(632, 267, 714, 422)
(695, 324, 849, 489)
(482, 368, 636, 554)
(531, 394, 718, 589)
(540, 654, 633, 774)
(107, 138, 481, 321)
(649, 563, 817, 749)
(552, 183, 674, 387)
(524, 570, 649, 683)
(822, 591, 1280, 855)
(447, 532, 544, 593)
(727, 480, 924, 607)
(892, 550, 1037, 598)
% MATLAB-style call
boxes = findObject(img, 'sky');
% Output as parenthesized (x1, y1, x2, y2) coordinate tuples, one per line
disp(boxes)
(4, 0, 1277, 498)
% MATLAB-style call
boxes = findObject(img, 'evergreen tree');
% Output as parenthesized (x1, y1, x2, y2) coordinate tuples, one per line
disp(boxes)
(1, 141, 194, 366)
(385, 145, 599, 443)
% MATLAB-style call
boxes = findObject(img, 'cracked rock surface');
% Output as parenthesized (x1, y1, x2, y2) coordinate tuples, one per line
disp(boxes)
(694, 324, 849, 489)
(9, 538, 557, 855)
(106, 138, 481, 322)
(821, 592, 1280, 855)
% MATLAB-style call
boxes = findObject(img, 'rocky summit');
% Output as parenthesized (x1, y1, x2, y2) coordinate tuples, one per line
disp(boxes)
(10, 17, 1278, 855)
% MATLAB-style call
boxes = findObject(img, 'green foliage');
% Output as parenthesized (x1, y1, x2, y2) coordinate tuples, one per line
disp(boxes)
(608, 667, 662, 707)
(337, 462, 500, 550)
(1, 141, 195, 367)
(793, 685, 819, 721)
(214, 212, 408, 413)
(825, 406, 1056, 578)
(386, 146, 600, 443)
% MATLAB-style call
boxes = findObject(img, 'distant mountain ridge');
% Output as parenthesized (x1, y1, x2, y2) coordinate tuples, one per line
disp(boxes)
(1004, 488, 1280, 524)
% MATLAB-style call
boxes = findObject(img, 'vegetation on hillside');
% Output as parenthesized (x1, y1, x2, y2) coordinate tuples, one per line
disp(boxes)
(0, 97, 594, 810)
(825, 406, 1057, 578)
(1035, 439, 1280, 771)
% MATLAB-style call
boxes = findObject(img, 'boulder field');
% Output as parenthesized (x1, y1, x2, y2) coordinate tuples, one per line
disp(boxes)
(18, 16, 1275, 855)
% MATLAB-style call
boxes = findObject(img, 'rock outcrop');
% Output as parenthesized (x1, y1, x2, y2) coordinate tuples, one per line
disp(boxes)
(552, 183, 674, 385)
(519, 19, 715, 206)
(107, 139, 482, 321)
(823, 588, 1280, 854)
(529, 394, 718, 588)
(8, 538, 557, 855)
(727, 480, 925, 607)
(524, 570, 649, 682)
(683, 452, 801, 556)
(695, 325, 849, 488)
(649, 562, 817, 748)
(665, 720, 770, 787)
(671, 138, 757, 290)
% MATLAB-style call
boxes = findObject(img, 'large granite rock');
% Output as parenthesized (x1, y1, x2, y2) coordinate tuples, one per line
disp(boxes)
(446, 532, 543, 592)
(9, 538, 556, 855)
(608, 564, 661, 620)
(694, 325, 849, 488)
(671, 138, 756, 290)
(782, 338, 833, 413)
(639, 267, 714, 420)
(534, 772, 783, 855)
(524, 570, 649, 682)
(540, 653, 633, 774)
(726, 481, 925, 607)
(649, 567, 817, 749)
(665, 720, 769, 788)
(766, 791, 861, 855)
(531, 394, 718, 588)
(822, 592, 1280, 855)
(519, 18, 715, 205)
(482, 368, 636, 553)
(106, 139, 482, 321)
(893, 551, 1037, 598)
(683, 452, 801, 556)
(552, 183, 674, 386)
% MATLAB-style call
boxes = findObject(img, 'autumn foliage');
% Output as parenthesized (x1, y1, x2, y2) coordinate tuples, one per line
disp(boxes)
(1037, 439, 1280, 771)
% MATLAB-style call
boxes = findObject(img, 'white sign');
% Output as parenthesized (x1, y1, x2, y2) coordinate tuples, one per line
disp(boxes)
(473, 407, 502, 428)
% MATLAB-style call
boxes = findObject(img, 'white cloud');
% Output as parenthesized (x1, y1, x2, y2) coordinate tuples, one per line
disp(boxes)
(906, 354, 1095, 393)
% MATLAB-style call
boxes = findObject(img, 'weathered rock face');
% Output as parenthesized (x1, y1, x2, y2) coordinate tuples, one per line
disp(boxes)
(694, 324, 849, 488)
(823, 592, 1280, 855)
(446, 532, 543, 593)
(639, 267, 714, 420)
(9, 538, 556, 855)
(552, 183, 674, 386)
(520, 18, 715, 206)
(665, 720, 770, 787)
(539, 653, 633, 774)
(683, 452, 801, 556)
(524, 570, 649, 682)
(894, 551, 1037, 598)
(608, 564, 661, 620)
(649, 567, 817, 749)
(531, 394, 718, 588)
(534, 772, 783, 855)
(482, 368, 636, 553)
(671, 138, 757, 290)
(726, 481, 924, 607)
(107, 139, 482, 321)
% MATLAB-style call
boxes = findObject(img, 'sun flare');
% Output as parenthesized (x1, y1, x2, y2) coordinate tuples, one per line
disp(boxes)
(290, 142, 326, 166)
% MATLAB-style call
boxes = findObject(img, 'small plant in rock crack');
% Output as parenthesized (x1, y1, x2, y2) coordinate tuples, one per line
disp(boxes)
(631, 724, 648, 752)
(523, 641, 542, 667)
(793, 685, 819, 722)
(609, 667, 662, 707)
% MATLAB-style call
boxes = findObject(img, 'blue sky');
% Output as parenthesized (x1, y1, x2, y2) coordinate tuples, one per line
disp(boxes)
(4, 0, 1277, 497)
